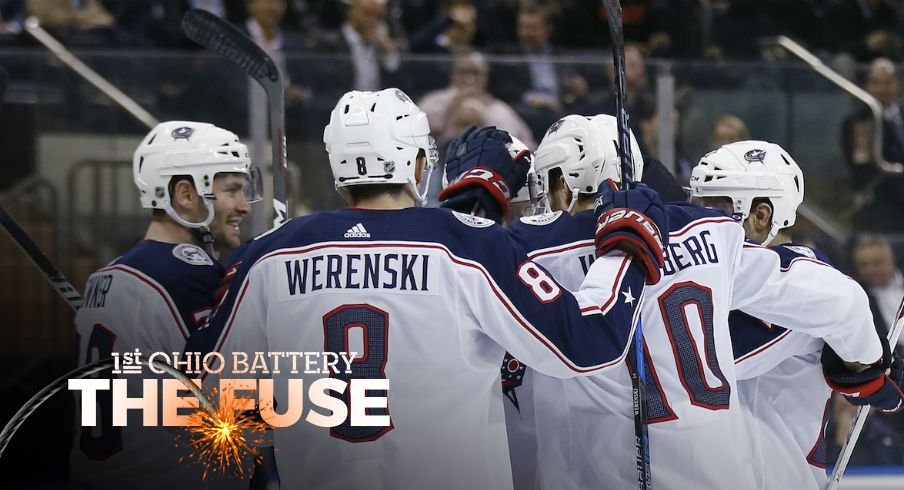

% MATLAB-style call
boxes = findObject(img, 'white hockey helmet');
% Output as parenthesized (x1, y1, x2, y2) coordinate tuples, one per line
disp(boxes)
(505, 135, 547, 214)
(534, 114, 643, 212)
(323, 88, 437, 204)
(689, 140, 804, 245)
(134, 121, 262, 229)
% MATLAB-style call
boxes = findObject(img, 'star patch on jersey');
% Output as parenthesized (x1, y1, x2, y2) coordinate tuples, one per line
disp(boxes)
(452, 211, 495, 228)
(622, 287, 636, 305)
(519, 211, 562, 226)
(173, 244, 213, 266)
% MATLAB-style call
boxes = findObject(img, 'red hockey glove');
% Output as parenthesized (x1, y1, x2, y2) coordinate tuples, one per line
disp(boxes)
(594, 180, 668, 285)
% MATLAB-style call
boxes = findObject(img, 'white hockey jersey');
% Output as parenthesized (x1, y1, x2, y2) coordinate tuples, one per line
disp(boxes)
(188, 207, 648, 490)
(509, 204, 882, 490)
(71, 241, 233, 490)
(732, 245, 854, 490)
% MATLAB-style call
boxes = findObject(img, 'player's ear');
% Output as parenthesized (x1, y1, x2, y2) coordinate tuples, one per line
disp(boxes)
(752, 201, 772, 233)
(415, 154, 426, 185)
(171, 179, 199, 212)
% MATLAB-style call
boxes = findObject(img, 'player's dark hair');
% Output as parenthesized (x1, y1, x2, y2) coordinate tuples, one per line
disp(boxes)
(152, 175, 194, 217)
(547, 167, 565, 193)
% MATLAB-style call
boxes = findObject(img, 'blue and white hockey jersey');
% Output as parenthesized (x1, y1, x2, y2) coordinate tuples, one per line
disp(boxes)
(732, 245, 863, 490)
(510, 204, 882, 490)
(72, 240, 226, 490)
(188, 207, 647, 490)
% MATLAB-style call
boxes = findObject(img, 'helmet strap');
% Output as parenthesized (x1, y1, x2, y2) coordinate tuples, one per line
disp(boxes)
(163, 199, 215, 230)
(565, 187, 580, 214)
(196, 225, 216, 259)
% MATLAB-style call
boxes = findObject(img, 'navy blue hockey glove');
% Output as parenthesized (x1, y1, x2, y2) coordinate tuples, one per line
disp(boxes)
(594, 180, 668, 285)
(439, 125, 531, 224)
(822, 339, 904, 414)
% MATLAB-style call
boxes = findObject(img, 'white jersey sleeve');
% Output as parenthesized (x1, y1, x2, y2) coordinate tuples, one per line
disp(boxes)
(731, 243, 882, 365)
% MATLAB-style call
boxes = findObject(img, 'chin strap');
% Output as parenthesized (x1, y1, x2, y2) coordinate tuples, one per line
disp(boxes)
(761, 225, 780, 246)
(163, 198, 217, 259)
(565, 187, 580, 214)
(198, 226, 216, 259)
(164, 199, 215, 229)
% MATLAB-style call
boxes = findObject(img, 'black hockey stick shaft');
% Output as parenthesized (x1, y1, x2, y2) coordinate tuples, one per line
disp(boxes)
(601, 2, 651, 489)
(180, 9, 289, 227)
(603, 0, 636, 188)
(0, 66, 81, 311)
(0, 205, 82, 310)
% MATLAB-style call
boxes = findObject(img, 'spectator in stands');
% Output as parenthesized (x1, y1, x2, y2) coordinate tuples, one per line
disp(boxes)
(707, 0, 774, 61)
(407, 0, 477, 55)
(26, 0, 128, 46)
(852, 235, 904, 347)
(635, 98, 693, 186)
(564, 44, 653, 125)
(417, 50, 535, 206)
(241, 0, 308, 104)
(823, 0, 902, 62)
(418, 50, 535, 148)
(491, 1, 564, 140)
(842, 58, 904, 231)
(110, 1, 247, 48)
(710, 114, 750, 149)
(315, 0, 402, 92)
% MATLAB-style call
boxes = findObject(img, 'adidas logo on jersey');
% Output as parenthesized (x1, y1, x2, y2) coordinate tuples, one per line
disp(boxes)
(344, 223, 371, 238)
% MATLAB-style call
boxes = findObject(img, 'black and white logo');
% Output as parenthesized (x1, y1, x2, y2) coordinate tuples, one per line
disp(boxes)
(172, 244, 213, 266)
(744, 149, 766, 164)
(547, 118, 566, 135)
(171, 126, 195, 140)
(344, 223, 371, 238)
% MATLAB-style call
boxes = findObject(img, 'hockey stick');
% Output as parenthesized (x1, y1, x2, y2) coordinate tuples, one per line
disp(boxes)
(0, 356, 215, 460)
(180, 9, 289, 228)
(600, 2, 651, 488)
(24, 18, 159, 129)
(0, 66, 81, 310)
(826, 297, 904, 490)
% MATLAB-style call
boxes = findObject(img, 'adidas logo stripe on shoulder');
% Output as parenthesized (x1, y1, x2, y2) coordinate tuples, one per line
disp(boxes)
(344, 223, 371, 238)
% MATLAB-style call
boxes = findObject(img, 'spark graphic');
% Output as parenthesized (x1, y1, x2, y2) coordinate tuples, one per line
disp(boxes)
(180, 385, 270, 479)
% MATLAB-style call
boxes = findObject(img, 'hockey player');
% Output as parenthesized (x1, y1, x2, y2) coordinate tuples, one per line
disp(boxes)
(192, 88, 668, 490)
(689, 140, 904, 490)
(71, 121, 260, 490)
(468, 115, 893, 490)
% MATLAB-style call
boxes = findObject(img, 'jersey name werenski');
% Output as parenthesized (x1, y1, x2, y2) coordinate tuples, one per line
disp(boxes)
(663, 229, 719, 276)
(284, 253, 431, 294)
(82, 274, 113, 309)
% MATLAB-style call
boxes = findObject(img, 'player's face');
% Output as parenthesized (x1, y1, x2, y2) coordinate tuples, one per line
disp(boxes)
(210, 173, 252, 249)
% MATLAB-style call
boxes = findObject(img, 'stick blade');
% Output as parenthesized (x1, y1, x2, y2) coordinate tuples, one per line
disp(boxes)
(180, 9, 281, 85)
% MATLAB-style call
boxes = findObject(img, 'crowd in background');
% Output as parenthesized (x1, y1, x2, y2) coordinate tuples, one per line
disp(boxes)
(2, 0, 904, 63)
(2, 0, 904, 468)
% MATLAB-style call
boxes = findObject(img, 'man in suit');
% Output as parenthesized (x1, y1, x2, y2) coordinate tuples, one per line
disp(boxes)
(841, 58, 904, 232)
